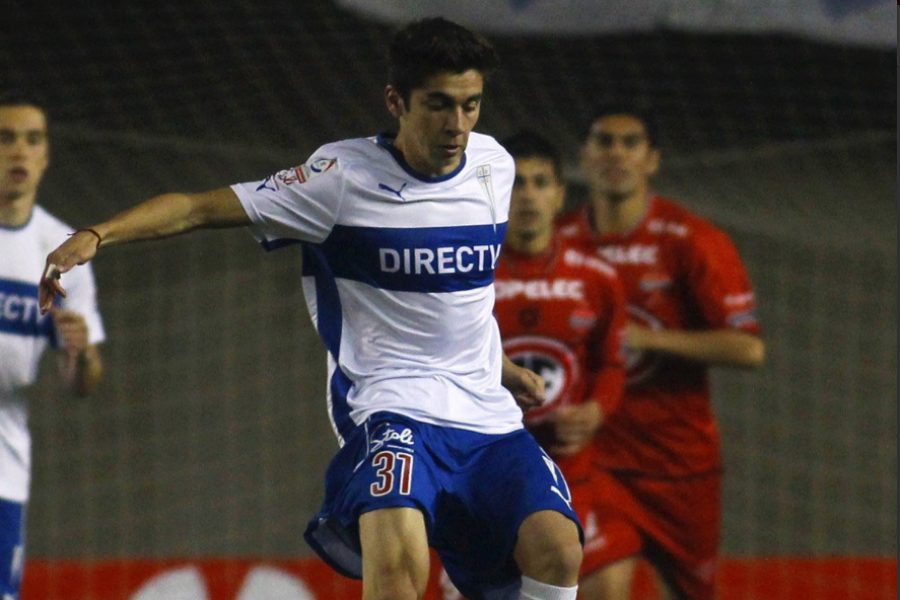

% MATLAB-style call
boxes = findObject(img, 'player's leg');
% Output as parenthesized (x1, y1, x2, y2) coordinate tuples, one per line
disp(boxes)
(489, 433, 582, 599)
(578, 557, 639, 600)
(640, 473, 722, 600)
(515, 509, 582, 585)
(435, 429, 582, 600)
(359, 506, 430, 600)
(653, 570, 678, 600)
(570, 470, 645, 600)
(305, 413, 443, 595)
(0, 498, 25, 600)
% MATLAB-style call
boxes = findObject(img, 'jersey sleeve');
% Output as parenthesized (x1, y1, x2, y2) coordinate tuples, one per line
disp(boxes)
(685, 223, 761, 335)
(584, 264, 628, 417)
(58, 262, 105, 346)
(231, 149, 347, 247)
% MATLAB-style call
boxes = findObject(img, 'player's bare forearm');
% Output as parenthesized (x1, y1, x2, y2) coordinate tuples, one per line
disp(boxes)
(628, 324, 765, 368)
(39, 187, 248, 312)
(91, 187, 249, 247)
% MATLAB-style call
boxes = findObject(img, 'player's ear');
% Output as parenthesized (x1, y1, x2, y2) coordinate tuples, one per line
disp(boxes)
(554, 183, 567, 214)
(385, 86, 406, 118)
(646, 148, 661, 177)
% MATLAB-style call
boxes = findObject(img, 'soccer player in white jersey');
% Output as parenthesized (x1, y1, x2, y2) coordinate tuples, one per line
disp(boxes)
(37, 18, 583, 600)
(0, 90, 105, 600)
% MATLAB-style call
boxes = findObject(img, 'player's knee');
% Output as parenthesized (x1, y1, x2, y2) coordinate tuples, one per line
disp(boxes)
(516, 512, 583, 585)
(553, 536, 584, 581)
(523, 537, 582, 586)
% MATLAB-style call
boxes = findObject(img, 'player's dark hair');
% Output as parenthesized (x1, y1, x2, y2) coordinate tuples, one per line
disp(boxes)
(388, 17, 499, 104)
(501, 130, 564, 181)
(0, 88, 48, 113)
(588, 101, 660, 148)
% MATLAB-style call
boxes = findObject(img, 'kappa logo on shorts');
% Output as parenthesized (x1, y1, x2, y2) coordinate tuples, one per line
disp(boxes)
(369, 424, 415, 454)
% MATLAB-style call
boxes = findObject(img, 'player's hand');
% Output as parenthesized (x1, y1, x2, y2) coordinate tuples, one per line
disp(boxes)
(39, 230, 101, 314)
(547, 402, 603, 457)
(51, 308, 91, 359)
(502, 361, 546, 411)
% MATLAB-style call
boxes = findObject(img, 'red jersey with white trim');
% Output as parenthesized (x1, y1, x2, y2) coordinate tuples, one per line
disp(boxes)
(494, 238, 627, 465)
(556, 195, 761, 476)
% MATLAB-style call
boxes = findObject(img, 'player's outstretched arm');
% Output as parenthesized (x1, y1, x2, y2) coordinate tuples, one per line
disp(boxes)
(627, 323, 765, 369)
(39, 187, 249, 313)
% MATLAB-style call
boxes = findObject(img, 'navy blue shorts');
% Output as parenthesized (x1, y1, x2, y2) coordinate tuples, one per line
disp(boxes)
(0, 498, 25, 600)
(304, 412, 581, 600)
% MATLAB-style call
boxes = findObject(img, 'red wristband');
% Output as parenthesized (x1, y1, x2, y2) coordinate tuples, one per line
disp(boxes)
(70, 228, 103, 249)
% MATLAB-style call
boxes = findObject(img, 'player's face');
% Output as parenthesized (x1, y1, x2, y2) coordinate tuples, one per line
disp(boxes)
(509, 157, 564, 242)
(387, 69, 483, 177)
(581, 114, 659, 201)
(0, 105, 49, 204)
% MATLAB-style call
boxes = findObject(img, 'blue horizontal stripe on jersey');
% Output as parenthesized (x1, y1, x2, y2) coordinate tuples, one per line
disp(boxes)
(315, 222, 507, 293)
(0, 278, 55, 339)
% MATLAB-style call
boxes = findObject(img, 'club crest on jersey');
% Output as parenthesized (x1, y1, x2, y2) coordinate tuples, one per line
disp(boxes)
(476, 165, 497, 229)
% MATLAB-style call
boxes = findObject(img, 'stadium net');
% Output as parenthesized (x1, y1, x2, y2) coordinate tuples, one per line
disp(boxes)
(1, 1, 894, 599)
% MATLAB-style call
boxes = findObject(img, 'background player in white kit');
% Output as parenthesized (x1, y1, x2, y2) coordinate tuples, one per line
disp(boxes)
(0, 91, 105, 600)
(37, 18, 583, 600)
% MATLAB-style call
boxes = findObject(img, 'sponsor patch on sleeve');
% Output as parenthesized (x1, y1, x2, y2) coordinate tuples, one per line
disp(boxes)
(273, 158, 338, 187)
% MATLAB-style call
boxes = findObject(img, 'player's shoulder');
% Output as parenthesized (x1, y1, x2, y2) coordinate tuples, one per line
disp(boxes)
(292, 137, 390, 187)
(467, 132, 514, 165)
(311, 136, 381, 165)
(555, 205, 590, 239)
(650, 196, 732, 244)
(559, 238, 618, 281)
(29, 205, 73, 238)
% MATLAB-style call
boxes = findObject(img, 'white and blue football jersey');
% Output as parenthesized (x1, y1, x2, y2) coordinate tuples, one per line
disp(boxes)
(232, 132, 524, 443)
(0, 206, 105, 502)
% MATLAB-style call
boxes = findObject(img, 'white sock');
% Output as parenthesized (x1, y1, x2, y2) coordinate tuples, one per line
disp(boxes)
(518, 575, 578, 600)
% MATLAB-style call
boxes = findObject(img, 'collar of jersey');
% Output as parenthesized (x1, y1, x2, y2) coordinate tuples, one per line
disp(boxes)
(376, 133, 467, 183)
(586, 192, 658, 241)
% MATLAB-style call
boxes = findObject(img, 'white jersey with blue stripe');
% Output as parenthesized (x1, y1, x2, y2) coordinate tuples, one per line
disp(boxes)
(232, 132, 524, 443)
(0, 206, 105, 502)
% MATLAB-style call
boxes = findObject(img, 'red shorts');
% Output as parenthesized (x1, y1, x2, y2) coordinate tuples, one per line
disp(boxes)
(569, 469, 722, 600)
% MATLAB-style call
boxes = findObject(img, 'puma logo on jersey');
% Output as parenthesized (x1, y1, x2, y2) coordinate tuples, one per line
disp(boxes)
(495, 279, 585, 301)
(599, 244, 659, 265)
(378, 182, 407, 199)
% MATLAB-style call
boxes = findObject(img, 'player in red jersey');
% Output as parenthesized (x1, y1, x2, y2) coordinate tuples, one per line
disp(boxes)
(556, 104, 766, 600)
(439, 130, 627, 600)
(495, 130, 627, 469)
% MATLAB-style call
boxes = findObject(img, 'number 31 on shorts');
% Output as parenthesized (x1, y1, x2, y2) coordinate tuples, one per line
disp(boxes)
(370, 451, 414, 497)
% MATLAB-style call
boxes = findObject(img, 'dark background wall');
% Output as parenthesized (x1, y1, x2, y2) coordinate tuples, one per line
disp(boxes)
(1, 0, 895, 558)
